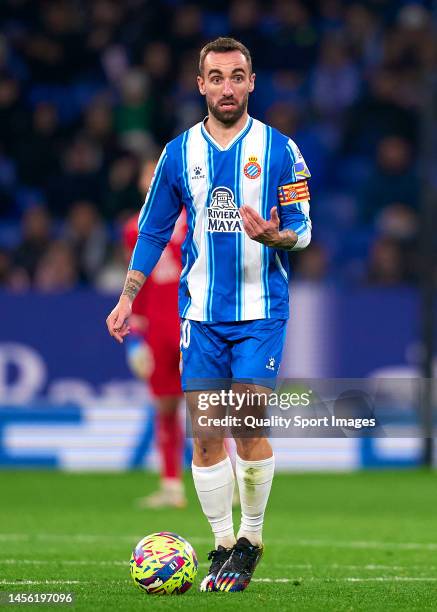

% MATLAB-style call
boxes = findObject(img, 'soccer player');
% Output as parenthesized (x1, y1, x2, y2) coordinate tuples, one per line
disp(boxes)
(122, 160, 187, 508)
(107, 37, 312, 592)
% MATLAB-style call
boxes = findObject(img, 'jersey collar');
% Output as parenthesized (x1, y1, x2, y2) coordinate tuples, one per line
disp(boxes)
(201, 115, 253, 152)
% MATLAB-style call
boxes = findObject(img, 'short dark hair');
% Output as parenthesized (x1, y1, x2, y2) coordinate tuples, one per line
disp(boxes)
(199, 37, 252, 75)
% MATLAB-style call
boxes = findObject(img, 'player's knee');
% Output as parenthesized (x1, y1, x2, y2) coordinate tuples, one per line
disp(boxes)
(235, 437, 265, 460)
(193, 438, 225, 466)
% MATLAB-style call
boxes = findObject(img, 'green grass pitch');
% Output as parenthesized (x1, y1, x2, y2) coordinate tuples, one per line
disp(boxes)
(0, 470, 436, 611)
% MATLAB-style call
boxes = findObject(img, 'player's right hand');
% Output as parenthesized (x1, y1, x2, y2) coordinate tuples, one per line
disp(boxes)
(106, 296, 132, 344)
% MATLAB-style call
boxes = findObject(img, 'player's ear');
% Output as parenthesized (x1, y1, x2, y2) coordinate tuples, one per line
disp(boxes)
(248, 72, 255, 93)
(197, 75, 206, 96)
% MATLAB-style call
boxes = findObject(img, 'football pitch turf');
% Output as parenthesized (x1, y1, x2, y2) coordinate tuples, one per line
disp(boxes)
(0, 470, 436, 611)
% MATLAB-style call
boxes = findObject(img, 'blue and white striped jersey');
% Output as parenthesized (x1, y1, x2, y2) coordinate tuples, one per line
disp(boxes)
(130, 116, 312, 322)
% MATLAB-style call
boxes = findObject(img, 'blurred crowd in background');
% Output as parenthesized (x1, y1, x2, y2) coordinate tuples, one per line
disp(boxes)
(0, 0, 436, 292)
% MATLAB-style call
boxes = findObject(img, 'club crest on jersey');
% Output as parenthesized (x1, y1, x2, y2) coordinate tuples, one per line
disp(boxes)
(207, 187, 243, 233)
(244, 155, 262, 180)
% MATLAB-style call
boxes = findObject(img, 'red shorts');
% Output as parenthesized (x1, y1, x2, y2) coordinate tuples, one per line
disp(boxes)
(148, 317, 182, 398)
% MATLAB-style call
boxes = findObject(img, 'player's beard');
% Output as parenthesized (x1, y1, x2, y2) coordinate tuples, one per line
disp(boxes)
(207, 92, 249, 126)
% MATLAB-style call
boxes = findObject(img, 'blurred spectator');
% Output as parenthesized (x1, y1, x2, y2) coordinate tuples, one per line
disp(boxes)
(82, 100, 119, 163)
(172, 51, 205, 133)
(229, 0, 263, 66)
(97, 154, 157, 290)
(87, 0, 125, 56)
(103, 152, 155, 221)
(142, 41, 172, 92)
(0, 146, 16, 217)
(0, 248, 11, 285)
(376, 203, 418, 243)
(361, 136, 419, 222)
(170, 4, 204, 56)
(34, 240, 78, 292)
(318, 0, 344, 34)
(262, 0, 318, 72)
(141, 41, 174, 142)
(294, 243, 330, 282)
(115, 68, 153, 138)
(375, 203, 419, 283)
(343, 4, 379, 65)
(64, 200, 108, 284)
(0, 76, 28, 154)
(47, 137, 104, 216)
(12, 205, 52, 284)
(311, 36, 360, 118)
(95, 242, 126, 293)
(366, 237, 405, 286)
(342, 69, 418, 156)
(265, 102, 328, 189)
(21, 0, 90, 84)
(13, 102, 60, 188)
(104, 153, 141, 220)
(138, 157, 158, 198)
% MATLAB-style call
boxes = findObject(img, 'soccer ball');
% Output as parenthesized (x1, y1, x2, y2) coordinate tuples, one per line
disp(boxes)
(130, 531, 198, 595)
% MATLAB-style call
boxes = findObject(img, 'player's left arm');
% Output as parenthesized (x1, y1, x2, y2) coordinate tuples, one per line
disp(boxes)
(240, 139, 312, 251)
(274, 138, 312, 251)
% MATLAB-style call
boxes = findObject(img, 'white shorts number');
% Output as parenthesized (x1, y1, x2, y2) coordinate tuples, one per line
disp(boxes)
(180, 319, 191, 349)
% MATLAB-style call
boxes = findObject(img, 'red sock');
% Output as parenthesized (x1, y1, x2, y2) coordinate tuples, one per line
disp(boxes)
(155, 410, 183, 481)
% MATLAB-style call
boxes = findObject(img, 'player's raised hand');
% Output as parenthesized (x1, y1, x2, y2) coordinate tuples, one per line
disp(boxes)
(240, 205, 280, 247)
(106, 296, 132, 344)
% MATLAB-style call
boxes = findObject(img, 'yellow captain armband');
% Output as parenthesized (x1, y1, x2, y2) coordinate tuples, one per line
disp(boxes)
(277, 180, 310, 206)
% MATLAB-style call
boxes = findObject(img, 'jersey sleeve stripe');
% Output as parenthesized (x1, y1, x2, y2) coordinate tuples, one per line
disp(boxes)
(286, 143, 296, 183)
(261, 125, 273, 317)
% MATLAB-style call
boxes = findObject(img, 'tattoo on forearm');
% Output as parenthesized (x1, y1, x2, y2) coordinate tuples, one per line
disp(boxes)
(121, 271, 146, 301)
(277, 230, 298, 250)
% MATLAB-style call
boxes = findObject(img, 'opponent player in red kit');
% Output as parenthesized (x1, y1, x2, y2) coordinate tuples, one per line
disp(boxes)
(123, 158, 187, 508)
